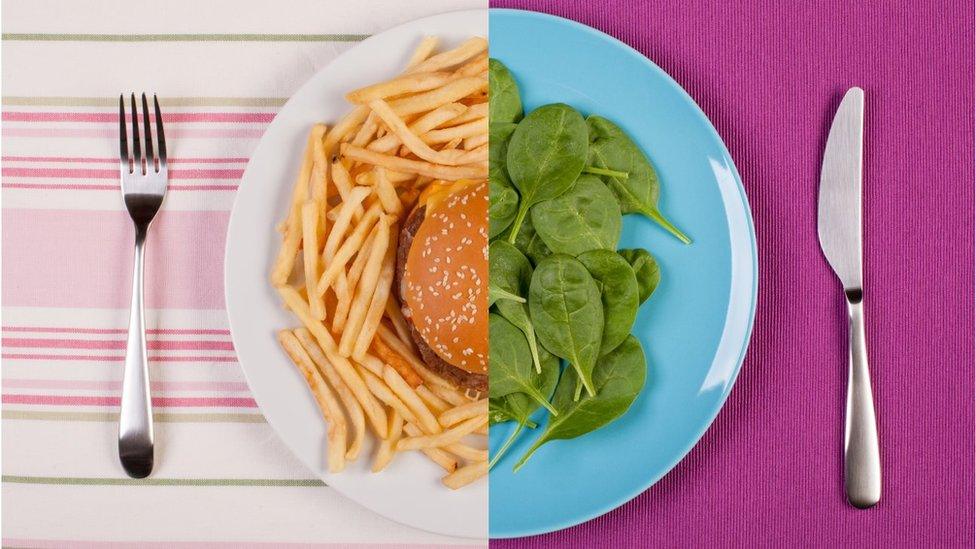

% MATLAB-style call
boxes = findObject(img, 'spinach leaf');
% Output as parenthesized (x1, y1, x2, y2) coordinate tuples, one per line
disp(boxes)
(489, 397, 535, 427)
(528, 254, 603, 397)
(577, 249, 639, 355)
(489, 240, 528, 307)
(489, 121, 517, 186)
(586, 115, 691, 244)
(489, 177, 520, 240)
(508, 212, 551, 266)
(488, 58, 522, 124)
(618, 248, 661, 304)
(513, 335, 647, 471)
(488, 124, 519, 239)
(531, 174, 622, 256)
(506, 104, 588, 244)
(490, 241, 544, 373)
(488, 313, 558, 415)
(488, 349, 559, 469)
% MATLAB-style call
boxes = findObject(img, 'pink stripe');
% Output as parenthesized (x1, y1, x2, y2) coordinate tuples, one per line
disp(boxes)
(3, 338, 234, 351)
(3, 326, 231, 335)
(3, 167, 244, 179)
(3, 112, 275, 123)
(2, 155, 249, 164)
(2, 354, 239, 362)
(3, 183, 237, 191)
(2, 394, 257, 408)
(3, 127, 266, 139)
(1, 540, 469, 549)
(2, 326, 230, 336)
(3, 379, 250, 392)
(3, 209, 228, 308)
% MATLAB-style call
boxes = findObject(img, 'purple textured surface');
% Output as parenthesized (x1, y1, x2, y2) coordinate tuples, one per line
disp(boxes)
(488, 1, 975, 546)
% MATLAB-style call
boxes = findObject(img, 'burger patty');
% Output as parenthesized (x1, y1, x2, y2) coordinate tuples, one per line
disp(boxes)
(395, 205, 488, 393)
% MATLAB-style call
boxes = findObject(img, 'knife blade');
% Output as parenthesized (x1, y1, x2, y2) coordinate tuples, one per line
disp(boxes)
(818, 87, 864, 290)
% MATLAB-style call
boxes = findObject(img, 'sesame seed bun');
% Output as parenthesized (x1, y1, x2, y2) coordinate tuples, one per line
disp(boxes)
(395, 180, 488, 391)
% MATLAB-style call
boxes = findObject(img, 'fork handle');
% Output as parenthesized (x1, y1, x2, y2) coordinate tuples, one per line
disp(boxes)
(843, 289, 880, 508)
(119, 227, 154, 478)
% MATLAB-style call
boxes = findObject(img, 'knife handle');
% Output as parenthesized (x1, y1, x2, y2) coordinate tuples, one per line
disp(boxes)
(843, 289, 881, 508)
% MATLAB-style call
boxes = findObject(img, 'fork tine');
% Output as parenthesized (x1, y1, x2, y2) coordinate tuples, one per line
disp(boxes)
(153, 94, 167, 168)
(130, 93, 142, 174)
(141, 93, 155, 172)
(119, 95, 130, 174)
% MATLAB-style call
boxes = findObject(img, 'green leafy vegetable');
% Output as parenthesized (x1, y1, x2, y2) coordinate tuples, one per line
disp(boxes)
(508, 212, 551, 266)
(618, 248, 661, 304)
(505, 103, 588, 244)
(489, 122, 518, 184)
(586, 115, 691, 244)
(489, 240, 528, 307)
(488, 313, 558, 415)
(488, 349, 559, 470)
(490, 241, 543, 373)
(528, 254, 603, 397)
(486, 58, 681, 472)
(577, 249, 639, 355)
(582, 166, 629, 179)
(488, 59, 522, 124)
(530, 174, 622, 256)
(513, 335, 647, 470)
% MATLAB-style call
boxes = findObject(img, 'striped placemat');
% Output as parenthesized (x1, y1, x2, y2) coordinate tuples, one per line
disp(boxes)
(1, 0, 484, 546)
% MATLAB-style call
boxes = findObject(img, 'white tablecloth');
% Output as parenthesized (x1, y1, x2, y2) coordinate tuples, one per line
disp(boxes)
(1, 1, 484, 546)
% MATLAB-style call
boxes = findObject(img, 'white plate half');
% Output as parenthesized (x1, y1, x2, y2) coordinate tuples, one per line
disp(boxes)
(224, 9, 488, 539)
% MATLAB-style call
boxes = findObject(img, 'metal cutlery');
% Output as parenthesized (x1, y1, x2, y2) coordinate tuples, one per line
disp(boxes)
(118, 93, 168, 478)
(817, 87, 881, 508)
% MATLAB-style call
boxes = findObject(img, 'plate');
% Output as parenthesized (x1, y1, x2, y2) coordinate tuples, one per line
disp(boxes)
(225, 10, 488, 539)
(487, 9, 758, 538)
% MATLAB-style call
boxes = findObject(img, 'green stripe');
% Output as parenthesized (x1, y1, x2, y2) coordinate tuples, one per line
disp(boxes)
(3, 410, 266, 423)
(2, 33, 367, 43)
(2, 96, 287, 107)
(2, 475, 324, 487)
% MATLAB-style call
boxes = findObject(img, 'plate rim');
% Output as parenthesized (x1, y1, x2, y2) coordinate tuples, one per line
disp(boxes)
(487, 8, 759, 538)
(224, 8, 488, 539)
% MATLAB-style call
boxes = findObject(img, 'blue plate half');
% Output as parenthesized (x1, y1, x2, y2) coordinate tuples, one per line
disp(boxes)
(488, 9, 758, 538)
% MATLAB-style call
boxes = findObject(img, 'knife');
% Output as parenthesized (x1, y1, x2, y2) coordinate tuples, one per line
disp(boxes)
(818, 87, 881, 509)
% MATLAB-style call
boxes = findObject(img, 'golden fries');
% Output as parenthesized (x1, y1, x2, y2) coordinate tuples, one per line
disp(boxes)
(277, 330, 347, 472)
(372, 410, 402, 472)
(405, 36, 439, 69)
(301, 203, 325, 320)
(270, 132, 315, 285)
(370, 333, 423, 388)
(294, 329, 366, 460)
(396, 415, 486, 451)
(270, 35, 487, 489)
(438, 398, 488, 428)
(407, 37, 487, 74)
(341, 144, 487, 181)
(352, 228, 397, 361)
(346, 72, 454, 104)
(277, 286, 388, 438)
(442, 461, 487, 489)
(337, 216, 390, 356)
(387, 77, 487, 117)
(383, 365, 442, 435)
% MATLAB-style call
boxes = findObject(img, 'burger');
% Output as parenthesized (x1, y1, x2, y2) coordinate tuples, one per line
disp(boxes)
(395, 179, 488, 393)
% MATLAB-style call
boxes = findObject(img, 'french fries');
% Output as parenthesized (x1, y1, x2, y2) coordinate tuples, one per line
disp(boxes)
(294, 329, 366, 460)
(438, 398, 488, 428)
(396, 415, 487, 452)
(442, 461, 487, 490)
(276, 330, 347, 472)
(270, 35, 487, 489)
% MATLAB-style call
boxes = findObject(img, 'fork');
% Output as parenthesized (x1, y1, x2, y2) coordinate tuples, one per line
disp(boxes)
(118, 93, 167, 478)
